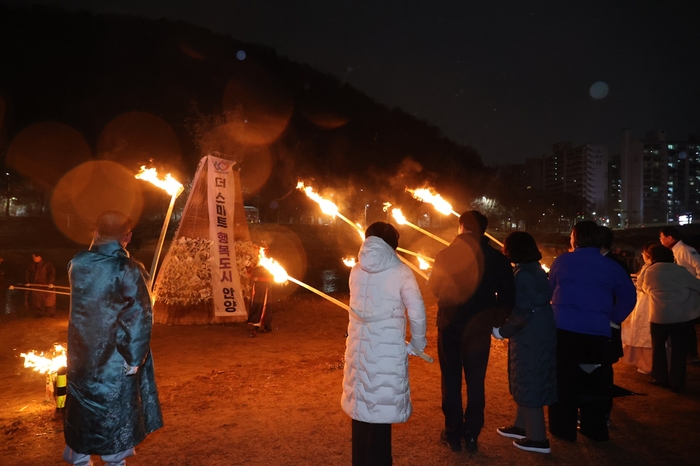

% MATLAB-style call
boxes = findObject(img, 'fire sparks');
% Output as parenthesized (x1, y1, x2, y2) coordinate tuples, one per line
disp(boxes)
(21, 344, 67, 374)
(406, 187, 458, 216)
(342, 257, 357, 267)
(296, 181, 338, 216)
(135, 166, 184, 196)
(258, 248, 289, 283)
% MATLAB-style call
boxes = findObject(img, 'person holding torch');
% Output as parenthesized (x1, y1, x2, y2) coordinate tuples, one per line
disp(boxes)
(342, 221, 427, 466)
(62, 211, 163, 466)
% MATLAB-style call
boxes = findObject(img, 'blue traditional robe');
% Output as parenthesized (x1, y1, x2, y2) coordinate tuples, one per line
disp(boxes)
(64, 240, 163, 455)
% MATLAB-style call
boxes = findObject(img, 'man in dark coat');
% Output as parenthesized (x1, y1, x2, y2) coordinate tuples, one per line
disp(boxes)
(25, 252, 56, 317)
(429, 210, 516, 452)
(63, 211, 163, 466)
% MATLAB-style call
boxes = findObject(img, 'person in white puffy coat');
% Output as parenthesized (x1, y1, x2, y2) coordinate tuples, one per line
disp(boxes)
(342, 222, 427, 466)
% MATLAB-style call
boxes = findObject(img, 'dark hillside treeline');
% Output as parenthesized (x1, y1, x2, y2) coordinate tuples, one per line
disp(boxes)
(0, 4, 489, 223)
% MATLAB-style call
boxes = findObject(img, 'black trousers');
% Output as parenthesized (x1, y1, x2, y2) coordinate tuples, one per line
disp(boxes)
(352, 420, 392, 466)
(651, 320, 692, 391)
(687, 317, 699, 358)
(437, 326, 491, 442)
(548, 329, 613, 442)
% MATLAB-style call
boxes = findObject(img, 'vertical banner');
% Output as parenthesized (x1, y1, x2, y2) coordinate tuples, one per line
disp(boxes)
(207, 155, 246, 318)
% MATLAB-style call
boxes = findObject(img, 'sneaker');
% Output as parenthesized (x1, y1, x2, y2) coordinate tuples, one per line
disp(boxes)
(440, 430, 461, 452)
(513, 438, 551, 454)
(464, 436, 478, 452)
(497, 426, 526, 439)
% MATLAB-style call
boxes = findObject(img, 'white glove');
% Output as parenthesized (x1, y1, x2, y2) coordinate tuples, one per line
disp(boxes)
(492, 327, 504, 340)
(405, 342, 419, 356)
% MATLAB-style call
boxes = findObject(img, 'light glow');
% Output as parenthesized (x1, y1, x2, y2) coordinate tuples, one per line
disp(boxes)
(135, 166, 184, 197)
(21, 344, 67, 374)
(258, 248, 289, 283)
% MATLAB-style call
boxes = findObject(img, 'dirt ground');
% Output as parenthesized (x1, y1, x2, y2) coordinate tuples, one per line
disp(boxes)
(2, 282, 700, 466)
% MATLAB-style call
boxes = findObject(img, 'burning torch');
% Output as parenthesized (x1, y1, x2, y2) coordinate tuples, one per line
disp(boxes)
(298, 182, 429, 280)
(135, 166, 185, 289)
(389, 206, 450, 246)
(407, 187, 503, 247)
(20, 344, 68, 410)
(259, 249, 433, 363)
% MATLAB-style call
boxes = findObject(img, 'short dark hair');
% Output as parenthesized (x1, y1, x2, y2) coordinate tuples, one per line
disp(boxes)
(365, 221, 400, 250)
(459, 210, 487, 235)
(600, 226, 614, 249)
(660, 226, 681, 240)
(572, 221, 601, 249)
(96, 211, 133, 240)
(648, 243, 675, 263)
(503, 231, 542, 264)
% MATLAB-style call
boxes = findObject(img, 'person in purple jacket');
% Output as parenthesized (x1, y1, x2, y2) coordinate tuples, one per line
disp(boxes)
(547, 221, 636, 442)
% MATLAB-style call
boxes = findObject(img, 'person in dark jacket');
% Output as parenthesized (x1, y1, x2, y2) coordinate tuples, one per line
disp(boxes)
(493, 231, 557, 454)
(429, 210, 515, 453)
(25, 252, 56, 317)
(63, 211, 163, 466)
(548, 221, 636, 442)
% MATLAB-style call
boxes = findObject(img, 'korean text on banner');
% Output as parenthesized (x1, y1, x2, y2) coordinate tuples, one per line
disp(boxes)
(207, 155, 246, 318)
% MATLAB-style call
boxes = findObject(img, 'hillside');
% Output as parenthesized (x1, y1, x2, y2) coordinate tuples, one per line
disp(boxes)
(0, 4, 489, 224)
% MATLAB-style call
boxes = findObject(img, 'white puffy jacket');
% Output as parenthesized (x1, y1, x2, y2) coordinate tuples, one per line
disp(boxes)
(341, 236, 427, 424)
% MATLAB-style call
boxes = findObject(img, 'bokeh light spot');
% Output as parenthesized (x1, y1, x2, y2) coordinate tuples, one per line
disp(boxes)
(51, 161, 144, 244)
(6, 122, 92, 191)
(239, 146, 274, 194)
(236, 50, 246, 60)
(97, 112, 183, 174)
(589, 81, 609, 99)
(222, 66, 293, 146)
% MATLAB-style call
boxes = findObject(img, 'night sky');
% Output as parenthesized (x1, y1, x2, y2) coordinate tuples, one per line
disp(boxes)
(3, 0, 699, 165)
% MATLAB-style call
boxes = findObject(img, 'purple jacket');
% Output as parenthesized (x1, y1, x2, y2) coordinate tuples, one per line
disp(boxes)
(549, 247, 636, 337)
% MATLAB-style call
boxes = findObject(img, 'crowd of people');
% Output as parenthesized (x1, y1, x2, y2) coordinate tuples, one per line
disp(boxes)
(14, 208, 695, 465)
(343, 214, 699, 465)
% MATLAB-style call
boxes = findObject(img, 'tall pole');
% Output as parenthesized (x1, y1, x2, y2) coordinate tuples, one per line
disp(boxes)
(149, 193, 178, 290)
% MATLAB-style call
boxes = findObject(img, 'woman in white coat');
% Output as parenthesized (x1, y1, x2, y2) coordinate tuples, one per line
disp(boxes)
(621, 241, 656, 374)
(342, 221, 427, 466)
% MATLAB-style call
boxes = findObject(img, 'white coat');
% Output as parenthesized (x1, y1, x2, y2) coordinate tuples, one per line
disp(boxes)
(341, 236, 427, 424)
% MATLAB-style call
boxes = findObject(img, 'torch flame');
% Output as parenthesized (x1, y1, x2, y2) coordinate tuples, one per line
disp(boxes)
(541, 263, 550, 274)
(342, 257, 357, 267)
(418, 257, 430, 270)
(407, 187, 454, 215)
(21, 344, 67, 374)
(135, 166, 184, 197)
(258, 248, 289, 283)
(382, 202, 392, 212)
(296, 181, 338, 216)
(391, 208, 407, 225)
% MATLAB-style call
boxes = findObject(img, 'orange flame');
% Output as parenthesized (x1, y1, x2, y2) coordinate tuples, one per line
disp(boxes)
(342, 257, 357, 267)
(258, 248, 289, 283)
(382, 202, 392, 212)
(296, 181, 338, 216)
(407, 187, 455, 215)
(135, 166, 184, 197)
(391, 208, 407, 225)
(21, 344, 67, 374)
(418, 257, 430, 270)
